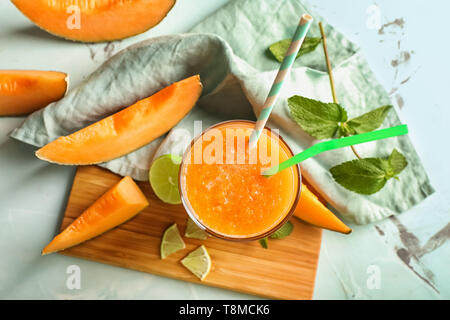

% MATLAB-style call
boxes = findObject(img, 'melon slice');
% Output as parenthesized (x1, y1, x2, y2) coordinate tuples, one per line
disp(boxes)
(0, 70, 67, 116)
(42, 176, 149, 255)
(11, 0, 176, 42)
(36, 75, 202, 165)
(294, 184, 352, 234)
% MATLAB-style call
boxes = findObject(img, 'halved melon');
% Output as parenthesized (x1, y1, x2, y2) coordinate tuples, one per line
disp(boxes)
(36, 75, 202, 165)
(0, 70, 67, 116)
(42, 176, 149, 255)
(294, 184, 352, 234)
(11, 0, 176, 42)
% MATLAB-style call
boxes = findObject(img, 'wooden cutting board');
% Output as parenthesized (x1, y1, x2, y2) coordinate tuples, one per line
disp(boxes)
(58, 165, 322, 300)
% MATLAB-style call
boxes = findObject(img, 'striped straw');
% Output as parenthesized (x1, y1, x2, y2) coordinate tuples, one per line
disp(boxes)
(248, 13, 313, 149)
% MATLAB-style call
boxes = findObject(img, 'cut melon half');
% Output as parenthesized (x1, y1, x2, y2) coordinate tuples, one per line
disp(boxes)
(11, 0, 176, 42)
(36, 75, 202, 165)
(42, 176, 149, 255)
(0, 70, 67, 116)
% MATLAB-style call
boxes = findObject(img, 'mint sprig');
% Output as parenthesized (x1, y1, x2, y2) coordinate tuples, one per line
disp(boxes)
(283, 22, 408, 196)
(288, 95, 406, 195)
(330, 149, 408, 195)
(288, 96, 393, 140)
(269, 37, 321, 62)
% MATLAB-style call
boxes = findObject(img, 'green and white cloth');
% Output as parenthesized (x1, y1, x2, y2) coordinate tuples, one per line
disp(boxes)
(10, 0, 434, 224)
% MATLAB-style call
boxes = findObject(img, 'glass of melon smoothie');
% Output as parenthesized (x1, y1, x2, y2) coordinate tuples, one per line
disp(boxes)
(179, 120, 301, 241)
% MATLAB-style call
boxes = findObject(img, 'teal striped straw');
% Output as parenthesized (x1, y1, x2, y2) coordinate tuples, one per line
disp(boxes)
(248, 13, 313, 149)
(262, 124, 409, 177)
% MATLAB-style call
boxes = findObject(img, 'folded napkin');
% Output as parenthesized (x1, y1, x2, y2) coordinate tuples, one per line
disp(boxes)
(11, 0, 434, 224)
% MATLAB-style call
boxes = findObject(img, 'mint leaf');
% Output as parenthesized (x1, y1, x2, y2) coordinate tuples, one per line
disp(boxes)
(288, 95, 348, 139)
(270, 221, 294, 239)
(388, 148, 408, 175)
(259, 237, 268, 249)
(269, 37, 321, 62)
(330, 158, 389, 195)
(330, 149, 408, 195)
(346, 105, 392, 134)
(299, 37, 322, 56)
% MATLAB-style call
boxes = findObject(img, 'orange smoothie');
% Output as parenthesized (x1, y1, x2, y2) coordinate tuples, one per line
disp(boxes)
(179, 121, 300, 240)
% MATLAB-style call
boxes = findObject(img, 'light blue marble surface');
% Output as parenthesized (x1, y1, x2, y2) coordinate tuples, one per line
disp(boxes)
(0, 0, 449, 299)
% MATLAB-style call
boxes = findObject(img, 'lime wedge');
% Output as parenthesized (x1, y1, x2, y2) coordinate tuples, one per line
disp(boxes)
(160, 223, 185, 259)
(185, 217, 208, 240)
(181, 245, 212, 281)
(149, 154, 182, 204)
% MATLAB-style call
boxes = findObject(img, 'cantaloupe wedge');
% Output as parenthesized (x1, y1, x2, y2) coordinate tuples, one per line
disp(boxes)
(294, 184, 352, 234)
(42, 176, 149, 255)
(0, 70, 67, 116)
(36, 75, 202, 165)
(11, 0, 176, 42)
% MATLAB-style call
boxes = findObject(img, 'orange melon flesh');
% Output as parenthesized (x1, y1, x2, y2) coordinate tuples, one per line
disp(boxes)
(0, 70, 67, 116)
(294, 184, 352, 234)
(36, 75, 202, 165)
(42, 176, 149, 255)
(11, 0, 176, 42)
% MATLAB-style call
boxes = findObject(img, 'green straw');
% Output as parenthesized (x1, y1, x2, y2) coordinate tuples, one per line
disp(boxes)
(262, 124, 409, 177)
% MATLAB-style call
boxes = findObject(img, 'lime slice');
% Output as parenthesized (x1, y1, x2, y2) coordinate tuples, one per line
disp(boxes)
(185, 217, 208, 240)
(149, 154, 182, 204)
(181, 245, 212, 281)
(160, 223, 185, 259)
